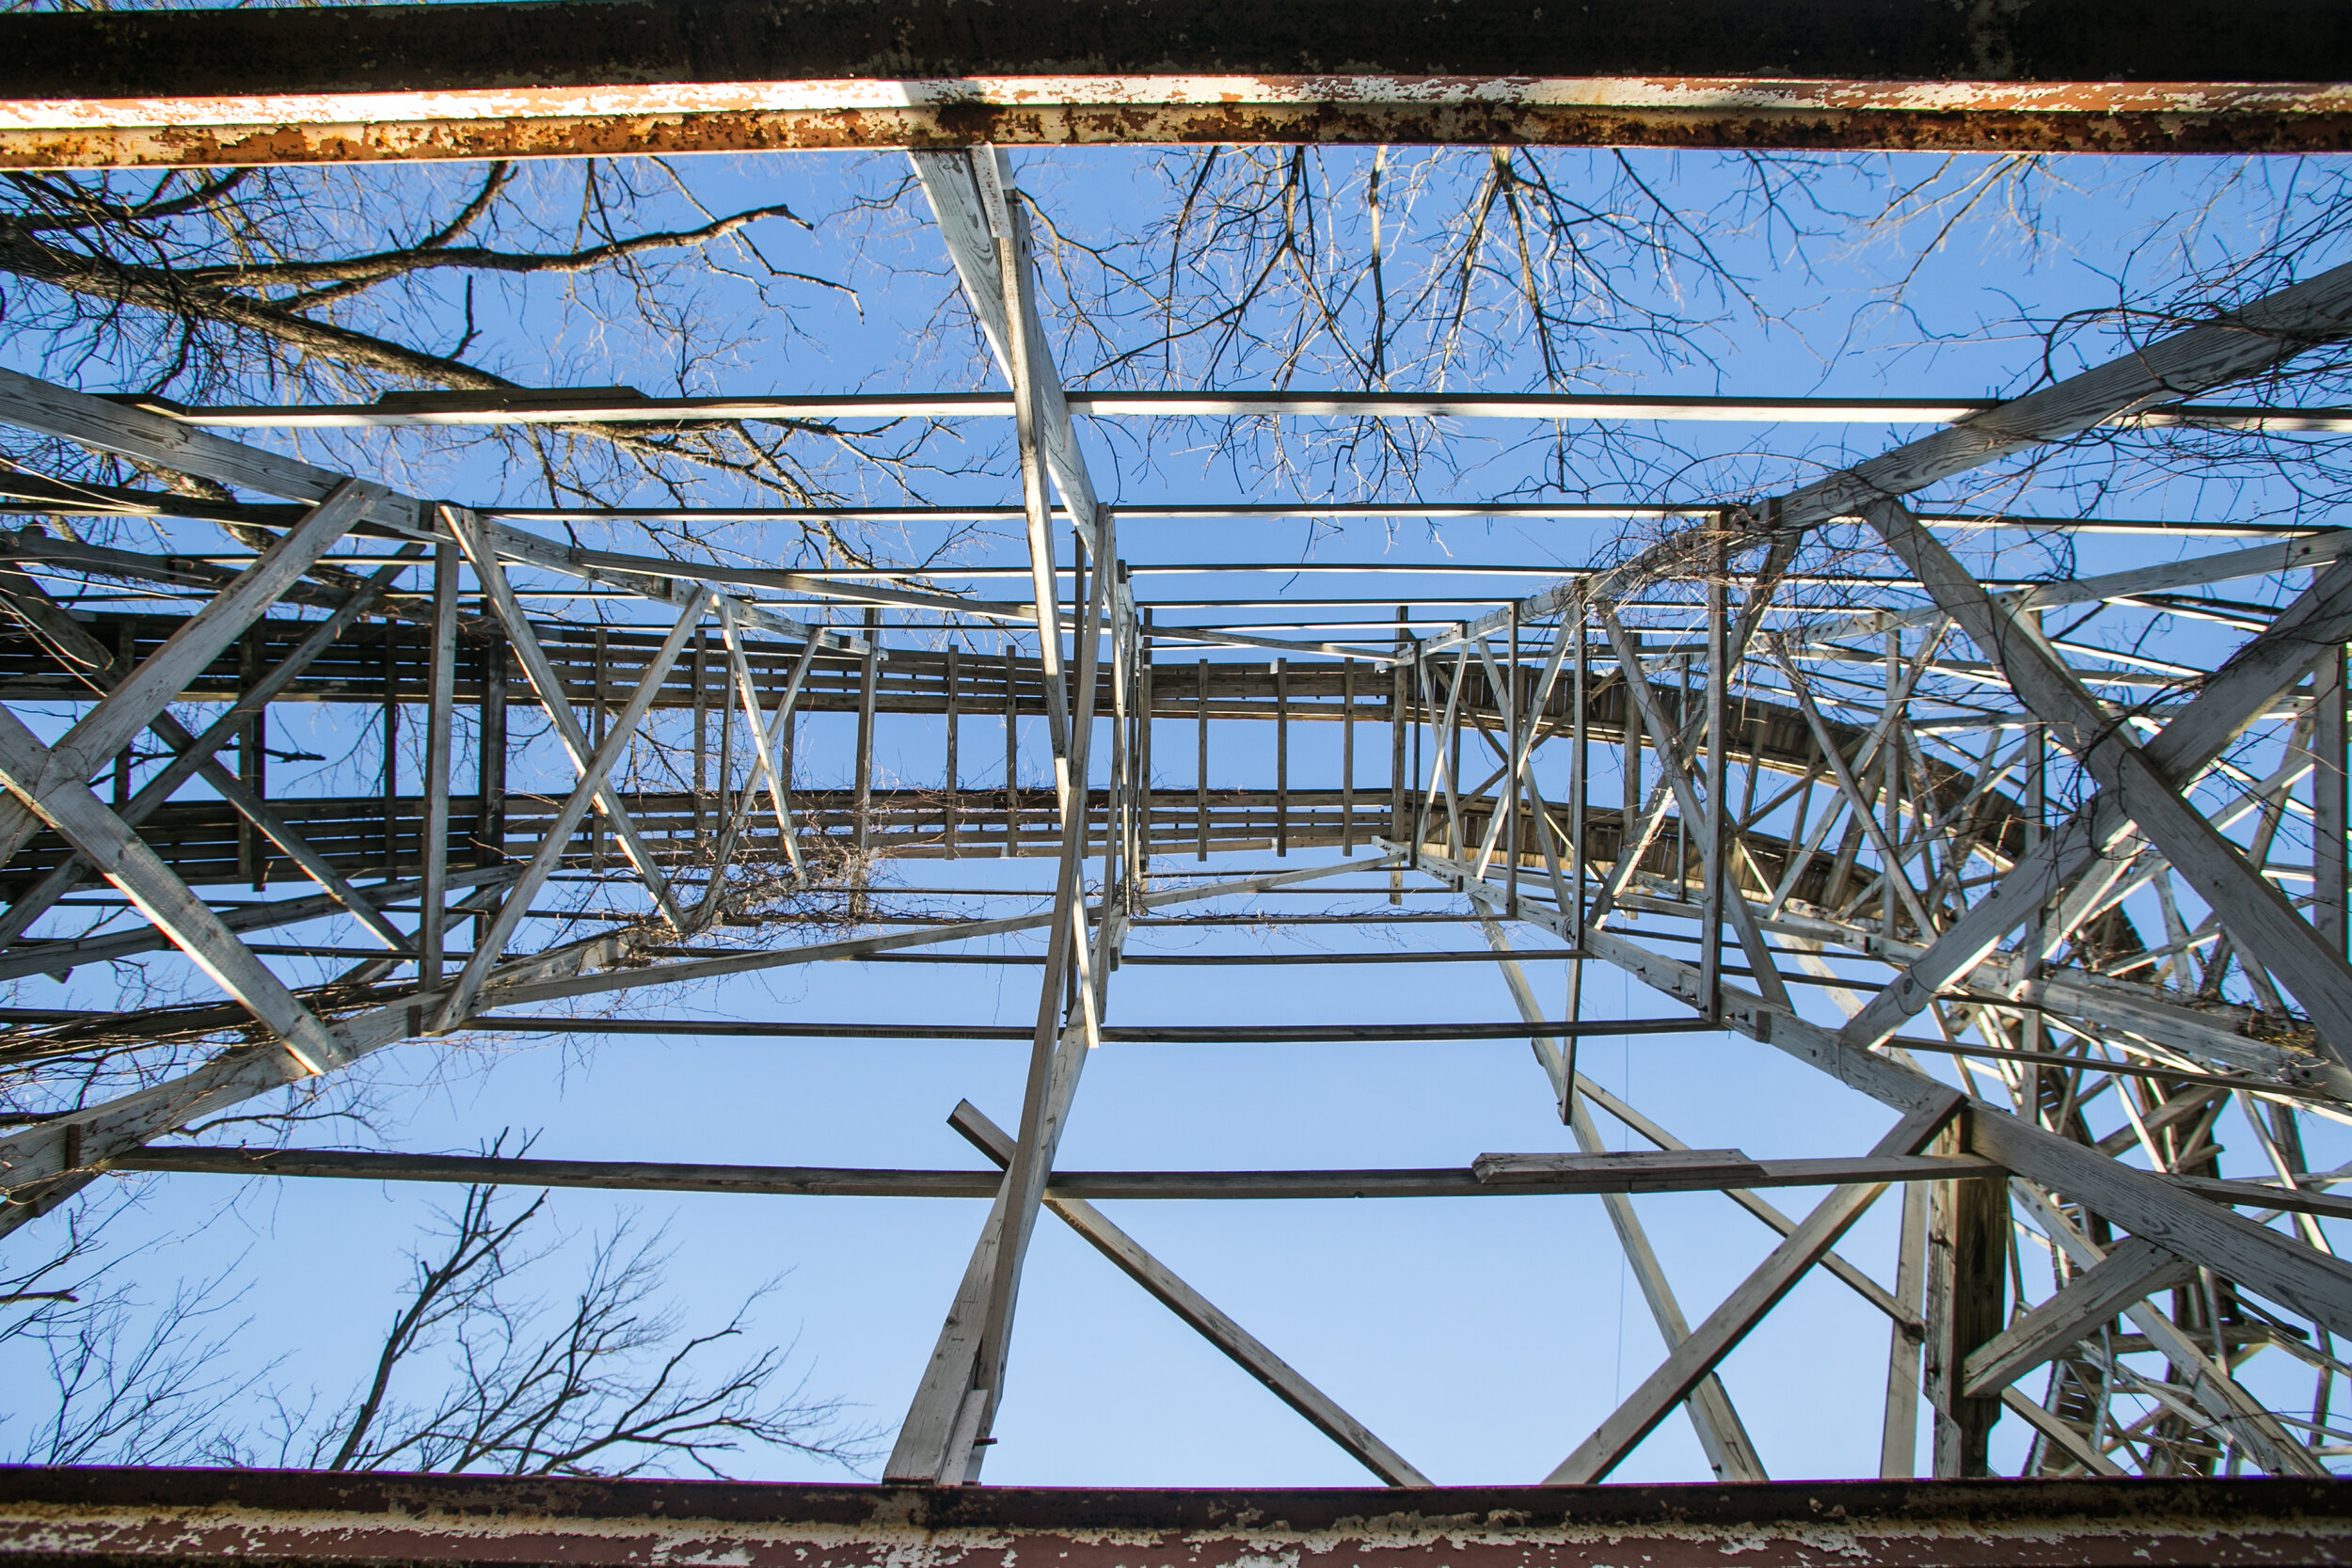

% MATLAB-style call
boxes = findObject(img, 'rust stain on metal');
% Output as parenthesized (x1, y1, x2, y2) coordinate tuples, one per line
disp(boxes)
(2, 1471, 2352, 1568)
(0, 76, 2349, 166)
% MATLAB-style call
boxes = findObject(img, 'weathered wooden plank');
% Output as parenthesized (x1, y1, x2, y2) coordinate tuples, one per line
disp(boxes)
(1962, 1236, 2196, 1400)
(105, 1147, 2006, 1201)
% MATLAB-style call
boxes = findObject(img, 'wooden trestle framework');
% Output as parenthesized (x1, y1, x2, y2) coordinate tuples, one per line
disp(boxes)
(0, 145, 2350, 1494)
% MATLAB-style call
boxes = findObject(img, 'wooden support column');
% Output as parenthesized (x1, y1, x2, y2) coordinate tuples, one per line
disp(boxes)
(1197, 657, 1209, 862)
(1879, 1179, 1930, 1477)
(1506, 603, 1522, 918)
(1569, 590, 1587, 946)
(420, 534, 459, 983)
(473, 618, 508, 947)
(691, 626, 708, 847)
(1391, 605, 1408, 904)
(2023, 696, 2045, 988)
(590, 626, 608, 872)
(716, 635, 736, 847)
(1276, 657, 1289, 857)
(1923, 1114, 2007, 1478)
(1622, 631, 1643, 858)
(946, 641, 961, 859)
(1138, 612, 1154, 863)
(855, 606, 879, 886)
(1883, 628, 1902, 942)
(1005, 642, 1020, 857)
(382, 615, 399, 873)
(1702, 572, 1726, 1015)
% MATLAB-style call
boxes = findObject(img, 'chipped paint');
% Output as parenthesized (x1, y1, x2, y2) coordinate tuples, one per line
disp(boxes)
(1, 1472, 2350, 1568)
(0, 76, 2349, 166)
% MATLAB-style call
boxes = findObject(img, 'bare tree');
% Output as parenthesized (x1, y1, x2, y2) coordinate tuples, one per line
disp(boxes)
(253, 1177, 874, 1477)
(0, 157, 960, 568)
(5, 1167, 873, 1479)
(0, 1195, 255, 1466)
(969, 146, 1849, 508)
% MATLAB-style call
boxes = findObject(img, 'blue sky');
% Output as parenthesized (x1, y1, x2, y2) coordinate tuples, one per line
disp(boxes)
(2, 144, 2347, 1484)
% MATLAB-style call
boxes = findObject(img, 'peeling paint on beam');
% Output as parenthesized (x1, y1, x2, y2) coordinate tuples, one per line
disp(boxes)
(4, 85, 2352, 166)
(3, 1470, 2352, 1566)
(2, 0, 2351, 166)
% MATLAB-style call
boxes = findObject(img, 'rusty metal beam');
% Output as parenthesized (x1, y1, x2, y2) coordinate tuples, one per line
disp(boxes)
(5, 1469, 2352, 1566)
(1, 0, 2350, 167)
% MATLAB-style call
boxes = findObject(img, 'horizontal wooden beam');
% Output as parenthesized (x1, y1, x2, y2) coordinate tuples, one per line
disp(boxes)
(112, 1145, 2007, 1199)
(0, 0, 2347, 166)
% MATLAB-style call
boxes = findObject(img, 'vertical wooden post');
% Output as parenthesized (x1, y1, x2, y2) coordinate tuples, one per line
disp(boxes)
(1569, 586, 1587, 947)
(2318, 643, 2346, 960)
(946, 641, 961, 859)
(590, 626, 608, 873)
(855, 607, 879, 890)
(1564, 590, 1589, 1126)
(1391, 605, 1409, 904)
(717, 637, 736, 849)
(421, 533, 459, 985)
(1275, 657, 1289, 857)
(1342, 659, 1355, 856)
(1883, 627, 1902, 940)
(1196, 657, 1210, 862)
(1621, 630, 1643, 860)
(1410, 647, 1425, 871)
(1506, 604, 1521, 920)
(473, 618, 508, 946)
(1004, 642, 1020, 857)
(1674, 652, 1690, 902)
(1924, 1114, 2007, 1478)
(1129, 615, 1148, 869)
(1879, 1179, 1930, 1477)
(382, 615, 400, 874)
(237, 624, 261, 889)
(692, 627, 708, 848)
(2023, 645, 2048, 989)
(1702, 566, 1727, 1019)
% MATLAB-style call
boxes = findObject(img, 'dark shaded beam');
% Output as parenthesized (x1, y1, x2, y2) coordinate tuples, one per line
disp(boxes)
(0, 0, 2348, 166)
